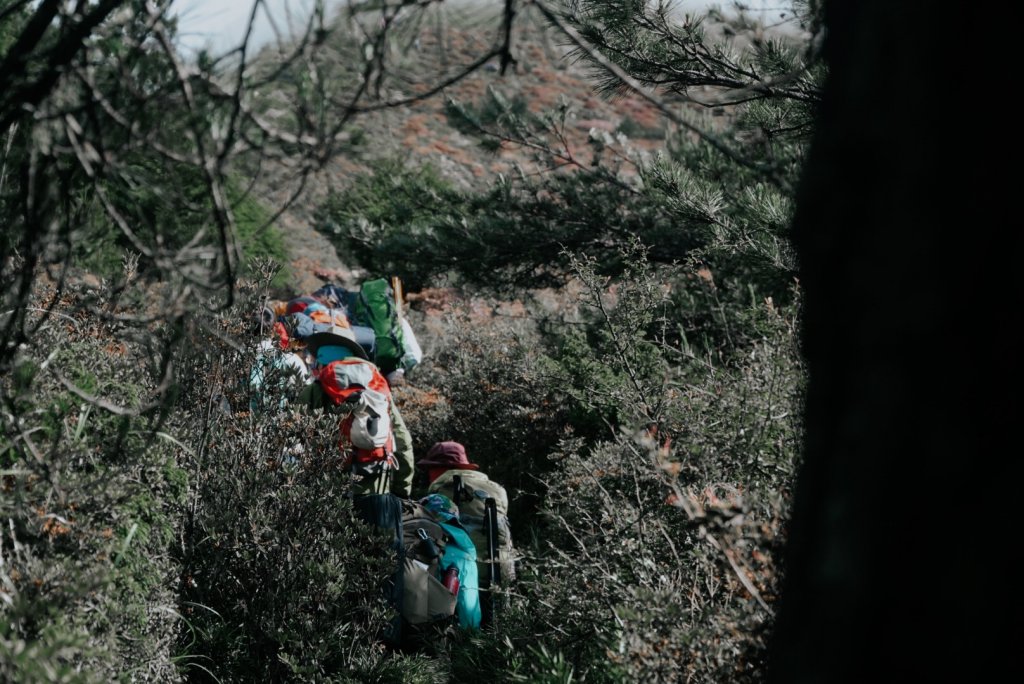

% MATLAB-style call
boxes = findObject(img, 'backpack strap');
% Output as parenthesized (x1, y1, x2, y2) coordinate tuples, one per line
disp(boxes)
(451, 474, 475, 507)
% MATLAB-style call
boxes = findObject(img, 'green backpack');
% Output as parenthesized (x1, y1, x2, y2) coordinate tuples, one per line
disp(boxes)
(349, 278, 410, 375)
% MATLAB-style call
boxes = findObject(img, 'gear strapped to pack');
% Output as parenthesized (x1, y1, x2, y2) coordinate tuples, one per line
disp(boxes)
(316, 356, 398, 479)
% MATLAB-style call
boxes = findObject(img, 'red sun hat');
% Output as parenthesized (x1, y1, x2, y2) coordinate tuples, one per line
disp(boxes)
(416, 441, 479, 470)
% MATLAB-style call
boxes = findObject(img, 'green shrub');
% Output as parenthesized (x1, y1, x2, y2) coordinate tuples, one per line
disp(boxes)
(168, 283, 444, 682)
(232, 183, 291, 289)
(615, 115, 666, 140)
(70, 165, 289, 287)
(445, 89, 535, 137)
(0, 289, 185, 682)
(314, 160, 467, 291)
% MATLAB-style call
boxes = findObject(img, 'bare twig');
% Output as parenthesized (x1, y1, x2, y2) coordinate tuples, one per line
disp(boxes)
(533, 0, 793, 192)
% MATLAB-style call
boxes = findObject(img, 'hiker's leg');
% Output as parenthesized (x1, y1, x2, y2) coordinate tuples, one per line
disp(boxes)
(352, 493, 405, 643)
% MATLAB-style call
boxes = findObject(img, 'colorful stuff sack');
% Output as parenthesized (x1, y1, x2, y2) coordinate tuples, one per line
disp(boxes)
(285, 296, 321, 315)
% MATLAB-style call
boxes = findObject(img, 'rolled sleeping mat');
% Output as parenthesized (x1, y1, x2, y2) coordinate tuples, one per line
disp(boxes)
(351, 325, 377, 359)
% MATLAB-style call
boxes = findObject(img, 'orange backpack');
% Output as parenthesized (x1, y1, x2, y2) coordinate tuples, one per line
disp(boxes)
(317, 358, 396, 475)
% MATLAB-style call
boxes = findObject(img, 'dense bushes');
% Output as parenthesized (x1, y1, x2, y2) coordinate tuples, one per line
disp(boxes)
(526, 294, 803, 682)
(389, 240, 805, 682)
(0, 281, 185, 682)
(0, 249, 804, 682)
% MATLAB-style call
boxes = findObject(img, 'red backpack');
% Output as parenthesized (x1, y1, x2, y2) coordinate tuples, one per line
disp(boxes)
(317, 358, 396, 475)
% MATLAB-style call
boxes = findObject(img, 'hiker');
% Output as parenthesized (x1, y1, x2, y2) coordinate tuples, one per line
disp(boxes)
(248, 313, 311, 414)
(418, 493, 482, 631)
(300, 325, 415, 645)
(417, 441, 516, 626)
(301, 325, 415, 501)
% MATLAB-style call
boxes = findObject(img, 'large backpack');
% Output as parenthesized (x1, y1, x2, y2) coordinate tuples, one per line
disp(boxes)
(400, 500, 457, 627)
(348, 278, 421, 375)
(317, 358, 396, 476)
(432, 473, 516, 586)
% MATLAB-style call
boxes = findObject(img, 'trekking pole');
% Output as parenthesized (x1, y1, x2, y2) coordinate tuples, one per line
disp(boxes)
(485, 496, 500, 629)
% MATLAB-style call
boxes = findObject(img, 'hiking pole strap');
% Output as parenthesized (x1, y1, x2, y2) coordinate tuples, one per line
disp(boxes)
(452, 474, 463, 506)
(485, 496, 500, 629)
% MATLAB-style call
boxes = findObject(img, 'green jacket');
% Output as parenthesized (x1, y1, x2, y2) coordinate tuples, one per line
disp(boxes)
(299, 381, 414, 498)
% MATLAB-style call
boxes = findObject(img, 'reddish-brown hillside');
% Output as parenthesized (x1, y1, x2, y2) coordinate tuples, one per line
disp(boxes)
(250, 3, 784, 295)
(252, 5, 677, 293)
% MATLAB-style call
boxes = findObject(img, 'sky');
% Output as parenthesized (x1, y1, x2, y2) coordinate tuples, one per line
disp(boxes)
(169, 1, 788, 56)
(170, 0, 328, 55)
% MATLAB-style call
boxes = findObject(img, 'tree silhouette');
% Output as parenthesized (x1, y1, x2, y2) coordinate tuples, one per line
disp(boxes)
(769, 2, 1019, 681)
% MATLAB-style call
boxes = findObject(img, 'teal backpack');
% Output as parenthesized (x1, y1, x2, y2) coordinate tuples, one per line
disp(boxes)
(436, 520, 482, 630)
(400, 498, 482, 635)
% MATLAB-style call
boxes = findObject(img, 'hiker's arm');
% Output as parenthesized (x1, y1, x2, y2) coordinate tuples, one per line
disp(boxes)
(298, 380, 326, 412)
(390, 402, 414, 498)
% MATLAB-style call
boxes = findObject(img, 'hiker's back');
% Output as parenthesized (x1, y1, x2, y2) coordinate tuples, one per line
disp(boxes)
(299, 326, 412, 497)
(428, 469, 516, 585)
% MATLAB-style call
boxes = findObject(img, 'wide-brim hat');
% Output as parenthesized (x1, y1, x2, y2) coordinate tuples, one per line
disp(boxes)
(417, 441, 479, 470)
(305, 325, 369, 360)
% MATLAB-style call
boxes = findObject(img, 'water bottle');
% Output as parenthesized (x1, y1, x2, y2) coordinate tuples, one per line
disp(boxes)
(442, 566, 459, 595)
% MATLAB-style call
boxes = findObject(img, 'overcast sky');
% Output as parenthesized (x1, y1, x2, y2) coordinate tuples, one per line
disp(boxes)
(169, 1, 787, 55)
(170, 0, 325, 54)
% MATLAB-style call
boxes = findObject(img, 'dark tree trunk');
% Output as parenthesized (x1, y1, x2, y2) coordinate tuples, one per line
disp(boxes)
(769, 2, 1020, 682)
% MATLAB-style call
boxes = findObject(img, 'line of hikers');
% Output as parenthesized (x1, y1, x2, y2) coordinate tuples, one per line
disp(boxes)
(246, 276, 516, 646)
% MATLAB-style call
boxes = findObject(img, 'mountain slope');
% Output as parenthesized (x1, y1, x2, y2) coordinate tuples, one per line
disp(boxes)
(249, 3, 675, 294)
